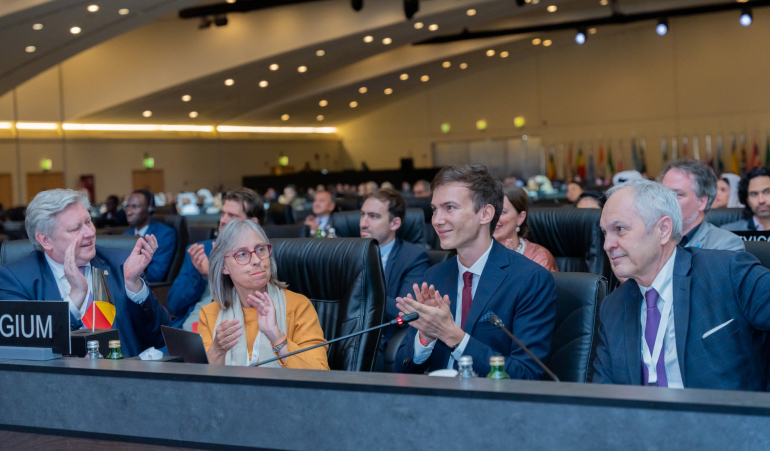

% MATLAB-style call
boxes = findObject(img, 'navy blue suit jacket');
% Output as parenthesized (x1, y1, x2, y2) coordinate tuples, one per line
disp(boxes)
(394, 239, 557, 378)
(166, 239, 214, 328)
(124, 220, 176, 283)
(592, 247, 770, 391)
(0, 247, 171, 357)
(384, 239, 430, 322)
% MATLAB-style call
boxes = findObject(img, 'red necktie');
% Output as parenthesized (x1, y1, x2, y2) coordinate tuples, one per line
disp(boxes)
(461, 271, 474, 329)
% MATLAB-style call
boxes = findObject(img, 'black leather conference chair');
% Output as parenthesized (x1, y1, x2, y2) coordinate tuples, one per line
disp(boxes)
(331, 209, 427, 248)
(188, 224, 216, 244)
(549, 272, 607, 383)
(705, 208, 745, 228)
(1, 235, 139, 267)
(271, 238, 386, 372)
(151, 214, 189, 284)
(267, 202, 295, 225)
(427, 250, 452, 267)
(405, 197, 433, 223)
(263, 224, 310, 239)
(744, 241, 770, 269)
(335, 196, 363, 212)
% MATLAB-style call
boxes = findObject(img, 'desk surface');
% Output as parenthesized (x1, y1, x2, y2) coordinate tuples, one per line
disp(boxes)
(1, 358, 770, 450)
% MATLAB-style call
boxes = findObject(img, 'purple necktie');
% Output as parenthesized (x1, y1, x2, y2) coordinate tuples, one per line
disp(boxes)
(78, 266, 94, 313)
(642, 288, 668, 387)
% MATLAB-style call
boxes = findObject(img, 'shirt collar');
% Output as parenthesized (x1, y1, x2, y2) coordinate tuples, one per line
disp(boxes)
(379, 238, 396, 258)
(135, 223, 150, 236)
(679, 221, 702, 246)
(753, 216, 765, 231)
(44, 253, 91, 280)
(458, 240, 494, 277)
(638, 247, 677, 296)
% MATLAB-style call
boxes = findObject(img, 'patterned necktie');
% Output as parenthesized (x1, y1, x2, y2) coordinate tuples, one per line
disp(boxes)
(642, 288, 668, 387)
(460, 271, 474, 329)
(77, 266, 94, 314)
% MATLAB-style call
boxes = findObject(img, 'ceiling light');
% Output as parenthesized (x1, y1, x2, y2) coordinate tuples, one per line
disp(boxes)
(588, 28, 597, 34)
(656, 19, 668, 36)
(316, 50, 325, 56)
(476, 120, 487, 131)
(364, 35, 374, 43)
(486, 49, 495, 56)
(600, 0, 608, 4)
(16, 122, 58, 130)
(319, 100, 328, 107)
(143, 111, 152, 118)
(118, 8, 129, 15)
(298, 66, 307, 73)
(459, 63, 468, 69)
(428, 24, 438, 31)
(740, 9, 752, 26)
(532, 0, 540, 3)
(189, 111, 198, 118)
(400, 73, 409, 80)
(281, 114, 290, 121)
(182, 95, 191, 102)
(226, 0, 236, 3)
(317, 115, 324, 121)
(532, 38, 542, 45)
(269, 64, 279, 71)
(350, 101, 358, 108)
(514, 117, 526, 128)
(420, 75, 429, 82)
(543, 39, 553, 47)
(217, 125, 336, 134)
(467, 9, 476, 16)
(259, 80, 268, 88)
(575, 29, 586, 44)
(0, 122, 12, 129)
(87, 5, 99, 12)
(224, 79, 234, 86)
(32, 23, 43, 30)
(62, 123, 214, 132)
(70, 27, 81, 34)
(500, 51, 509, 58)
(384, 88, 393, 95)
(414, 22, 424, 29)
(442, 61, 451, 68)
(547, 5, 557, 12)
(359, 87, 368, 93)
(25, 46, 36, 53)
(382, 37, 392, 45)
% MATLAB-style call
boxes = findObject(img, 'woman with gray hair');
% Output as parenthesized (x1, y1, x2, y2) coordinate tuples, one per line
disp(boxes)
(197, 219, 328, 369)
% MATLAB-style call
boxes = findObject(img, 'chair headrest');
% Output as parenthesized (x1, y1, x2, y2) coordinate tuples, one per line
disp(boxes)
(1, 235, 139, 267)
(331, 209, 426, 247)
(527, 208, 602, 258)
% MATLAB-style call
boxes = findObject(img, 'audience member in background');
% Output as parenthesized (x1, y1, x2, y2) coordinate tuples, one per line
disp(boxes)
(363, 181, 379, 195)
(197, 189, 219, 214)
(381, 181, 395, 190)
(198, 220, 329, 369)
(167, 188, 264, 331)
(278, 186, 297, 205)
(0, 189, 170, 357)
(413, 179, 431, 198)
(316, 184, 326, 193)
(712, 173, 743, 209)
(123, 190, 177, 282)
(576, 191, 604, 209)
(305, 187, 317, 201)
(359, 188, 430, 370)
(401, 181, 413, 198)
(660, 159, 743, 251)
(395, 165, 556, 378)
(612, 170, 643, 186)
(494, 185, 558, 272)
(101, 195, 128, 227)
(722, 167, 770, 232)
(567, 181, 585, 204)
(304, 191, 336, 236)
(593, 180, 770, 391)
(264, 188, 277, 202)
(178, 193, 201, 215)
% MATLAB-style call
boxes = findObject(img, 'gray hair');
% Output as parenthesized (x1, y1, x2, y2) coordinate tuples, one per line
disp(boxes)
(606, 179, 683, 242)
(659, 159, 718, 213)
(208, 219, 286, 309)
(25, 189, 90, 251)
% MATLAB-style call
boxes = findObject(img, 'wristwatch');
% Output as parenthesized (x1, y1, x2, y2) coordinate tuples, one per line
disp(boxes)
(271, 335, 288, 354)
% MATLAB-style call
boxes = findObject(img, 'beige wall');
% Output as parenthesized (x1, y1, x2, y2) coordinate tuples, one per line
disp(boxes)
(337, 9, 770, 178)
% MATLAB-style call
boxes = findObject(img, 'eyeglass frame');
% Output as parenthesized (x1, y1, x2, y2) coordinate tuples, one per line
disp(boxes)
(227, 244, 273, 266)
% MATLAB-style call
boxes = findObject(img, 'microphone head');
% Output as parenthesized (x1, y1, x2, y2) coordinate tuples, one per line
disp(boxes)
(399, 312, 419, 323)
(488, 314, 503, 328)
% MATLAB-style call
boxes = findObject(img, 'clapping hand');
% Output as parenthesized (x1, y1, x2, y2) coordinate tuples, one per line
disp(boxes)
(396, 283, 454, 344)
(247, 291, 284, 345)
(63, 236, 88, 308)
(188, 243, 210, 277)
(212, 319, 242, 353)
(124, 234, 158, 292)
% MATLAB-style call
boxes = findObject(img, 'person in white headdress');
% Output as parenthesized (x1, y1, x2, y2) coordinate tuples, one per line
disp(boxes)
(712, 173, 744, 209)
(611, 170, 643, 186)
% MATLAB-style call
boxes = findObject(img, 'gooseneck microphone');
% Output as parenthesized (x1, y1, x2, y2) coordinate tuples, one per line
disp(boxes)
(488, 314, 560, 382)
(251, 312, 420, 367)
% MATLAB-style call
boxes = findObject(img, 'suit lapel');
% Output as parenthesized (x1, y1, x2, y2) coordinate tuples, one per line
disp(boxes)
(623, 284, 642, 385)
(672, 249, 692, 383)
(37, 253, 64, 301)
(463, 242, 507, 333)
(440, 259, 459, 319)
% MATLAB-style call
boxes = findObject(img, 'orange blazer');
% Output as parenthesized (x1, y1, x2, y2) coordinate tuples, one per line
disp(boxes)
(198, 289, 329, 370)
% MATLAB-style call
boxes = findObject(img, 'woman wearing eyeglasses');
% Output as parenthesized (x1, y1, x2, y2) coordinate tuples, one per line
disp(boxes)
(197, 219, 329, 369)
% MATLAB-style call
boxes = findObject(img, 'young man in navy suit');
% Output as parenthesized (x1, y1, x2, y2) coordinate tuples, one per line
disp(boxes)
(359, 188, 430, 370)
(593, 179, 770, 391)
(123, 190, 176, 283)
(166, 188, 264, 330)
(0, 189, 170, 357)
(394, 165, 556, 378)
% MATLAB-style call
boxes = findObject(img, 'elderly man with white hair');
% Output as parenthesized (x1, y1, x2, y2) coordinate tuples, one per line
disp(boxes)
(0, 189, 171, 357)
(592, 179, 770, 391)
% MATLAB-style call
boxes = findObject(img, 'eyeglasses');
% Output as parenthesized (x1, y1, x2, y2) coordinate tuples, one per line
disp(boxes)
(228, 244, 272, 265)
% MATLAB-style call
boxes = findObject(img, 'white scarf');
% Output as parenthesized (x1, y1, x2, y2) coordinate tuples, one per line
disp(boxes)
(212, 283, 287, 367)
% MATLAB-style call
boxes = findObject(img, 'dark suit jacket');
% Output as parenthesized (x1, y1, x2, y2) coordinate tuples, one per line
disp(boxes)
(394, 239, 557, 378)
(592, 247, 770, 391)
(0, 247, 171, 357)
(166, 239, 214, 328)
(101, 210, 128, 227)
(123, 220, 176, 282)
(384, 239, 430, 321)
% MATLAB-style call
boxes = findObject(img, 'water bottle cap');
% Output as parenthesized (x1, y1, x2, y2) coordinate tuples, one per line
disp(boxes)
(458, 355, 473, 366)
(490, 356, 505, 366)
(86, 340, 99, 349)
(108, 340, 121, 349)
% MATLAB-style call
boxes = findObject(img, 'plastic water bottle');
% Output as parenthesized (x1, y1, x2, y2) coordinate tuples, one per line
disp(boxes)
(327, 228, 337, 238)
(85, 340, 103, 359)
(457, 355, 477, 378)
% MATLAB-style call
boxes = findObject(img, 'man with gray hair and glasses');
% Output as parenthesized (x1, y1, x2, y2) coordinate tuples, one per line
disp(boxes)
(0, 189, 171, 357)
(660, 159, 744, 251)
(592, 179, 770, 391)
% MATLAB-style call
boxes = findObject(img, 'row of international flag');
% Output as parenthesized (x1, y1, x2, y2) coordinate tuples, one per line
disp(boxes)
(545, 133, 770, 182)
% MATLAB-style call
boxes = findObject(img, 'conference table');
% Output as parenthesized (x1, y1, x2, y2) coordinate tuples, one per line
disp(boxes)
(1, 358, 769, 450)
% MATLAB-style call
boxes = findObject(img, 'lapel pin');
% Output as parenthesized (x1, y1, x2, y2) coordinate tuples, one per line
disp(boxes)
(103, 270, 109, 276)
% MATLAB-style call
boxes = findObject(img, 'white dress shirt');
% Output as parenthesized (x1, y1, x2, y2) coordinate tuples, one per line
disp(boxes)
(44, 254, 149, 322)
(413, 241, 494, 369)
(133, 224, 150, 236)
(316, 215, 330, 232)
(379, 238, 396, 270)
(638, 248, 684, 389)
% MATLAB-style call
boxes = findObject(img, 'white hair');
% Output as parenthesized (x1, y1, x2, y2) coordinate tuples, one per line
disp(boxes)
(25, 189, 91, 251)
(606, 179, 683, 242)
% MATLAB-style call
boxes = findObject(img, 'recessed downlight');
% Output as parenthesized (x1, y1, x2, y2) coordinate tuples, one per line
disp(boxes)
(269, 64, 279, 71)
(467, 9, 476, 16)
(359, 87, 368, 94)
(428, 24, 439, 31)
(442, 61, 451, 68)
(182, 95, 191, 102)
(281, 114, 290, 121)
(532, 38, 542, 45)
(70, 27, 82, 34)
(189, 111, 198, 118)
(317, 115, 324, 121)
(316, 50, 325, 56)
(224, 79, 234, 86)
(384, 88, 393, 95)
(118, 8, 129, 15)
(298, 66, 307, 73)
(143, 111, 152, 118)
(87, 5, 99, 12)
(547, 5, 557, 12)
(363, 35, 373, 43)
(25, 46, 36, 53)
(414, 22, 424, 29)
(459, 63, 468, 69)
(420, 75, 429, 82)
(486, 49, 495, 57)
(319, 100, 328, 107)
(543, 39, 553, 46)
(400, 73, 409, 80)
(500, 51, 509, 58)
(32, 23, 43, 30)
(350, 101, 358, 108)
(382, 37, 392, 45)
(259, 81, 268, 88)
